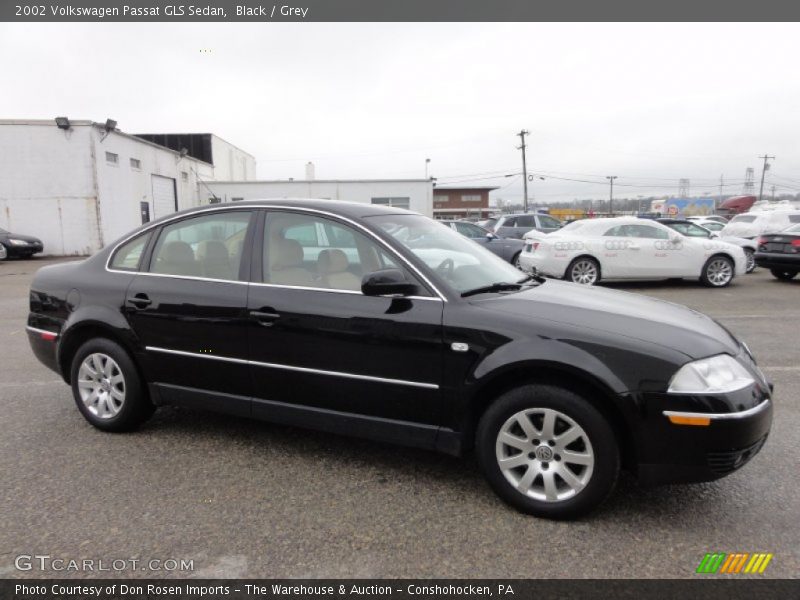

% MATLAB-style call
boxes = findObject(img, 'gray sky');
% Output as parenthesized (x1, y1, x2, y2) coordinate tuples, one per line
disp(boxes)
(3, 22, 800, 203)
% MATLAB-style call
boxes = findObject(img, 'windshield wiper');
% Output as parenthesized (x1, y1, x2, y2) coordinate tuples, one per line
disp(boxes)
(461, 282, 524, 298)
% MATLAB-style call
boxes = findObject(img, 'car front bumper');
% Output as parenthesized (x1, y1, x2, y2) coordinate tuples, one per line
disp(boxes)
(754, 251, 800, 271)
(4, 242, 44, 257)
(631, 381, 773, 486)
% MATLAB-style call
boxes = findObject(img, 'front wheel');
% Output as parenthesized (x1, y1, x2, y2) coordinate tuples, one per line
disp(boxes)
(512, 252, 522, 269)
(700, 255, 734, 287)
(770, 269, 798, 281)
(565, 257, 600, 285)
(0, 243, 7, 261)
(476, 384, 619, 520)
(70, 338, 154, 432)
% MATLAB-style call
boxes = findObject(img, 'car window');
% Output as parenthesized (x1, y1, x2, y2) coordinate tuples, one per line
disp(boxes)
(110, 232, 152, 271)
(784, 224, 800, 233)
(515, 215, 536, 228)
(538, 215, 560, 228)
(632, 224, 669, 239)
(263, 212, 413, 293)
(498, 217, 515, 227)
(789, 214, 800, 223)
(730, 215, 757, 223)
(455, 222, 486, 238)
(704, 221, 724, 231)
(604, 225, 627, 236)
(669, 223, 710, 238)
(149, 211, 252, 280)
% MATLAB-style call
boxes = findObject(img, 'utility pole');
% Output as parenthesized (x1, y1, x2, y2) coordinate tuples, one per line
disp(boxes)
(606, 176, 617, 215)
(425, 158, 431, 179)
(771, 185, 776, 201)
(758, 154, 775, 201)
(517, 130, 529, 212)
(718, 175, 724, 210)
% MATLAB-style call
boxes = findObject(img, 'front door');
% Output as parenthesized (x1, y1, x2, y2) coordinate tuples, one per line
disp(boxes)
(247, 209, 444, 438)
(125, 209, 255, 414)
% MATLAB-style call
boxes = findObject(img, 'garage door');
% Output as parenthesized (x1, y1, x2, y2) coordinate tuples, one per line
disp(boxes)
(151, 175, 177, 218)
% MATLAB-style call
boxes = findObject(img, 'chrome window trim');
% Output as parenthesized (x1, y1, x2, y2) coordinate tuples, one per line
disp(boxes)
(145, 346, 440, 390)
(104, 203, 448, 301)
(26, 325, 59, 338)
(663, 398, 770, 421)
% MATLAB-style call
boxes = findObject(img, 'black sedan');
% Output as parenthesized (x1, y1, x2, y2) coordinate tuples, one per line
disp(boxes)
(442, 220, 526, 267)
(0, 227, 44, 260)
(755, 223, 800, 280)
(27, 199, 772, 519)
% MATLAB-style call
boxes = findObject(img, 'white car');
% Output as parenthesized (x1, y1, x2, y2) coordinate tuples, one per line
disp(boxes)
(518, 217, 746, 287)
(687, 215, 728, 225)
(720, 210, 800, 239)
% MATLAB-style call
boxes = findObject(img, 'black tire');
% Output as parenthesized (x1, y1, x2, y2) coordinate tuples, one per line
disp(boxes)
(476, 384, 619, 520)
(565, 256, 600, 285)
(744, 249, 756, 274)
(69, 338, 154, 432)
(770, 269, 798, 281)
(700, 255, 734, 287)
(0, 243, 7, 261)
(511, 251, 522, 269)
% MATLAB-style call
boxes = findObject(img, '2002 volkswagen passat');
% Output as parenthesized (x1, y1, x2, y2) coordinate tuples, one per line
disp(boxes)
(27, 200, 772, 519)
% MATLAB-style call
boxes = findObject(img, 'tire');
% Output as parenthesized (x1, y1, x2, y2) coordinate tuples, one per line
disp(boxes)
(770, 269, 798, 281)
(476, 384, 619, 520)
(512, 252, 522, 269)
(700, 255, 734, 287)
(565, 257, 600, 285)
(0, 243, 7, 261)
(744, 249, 756, 274)
(69, 338, 154, 432)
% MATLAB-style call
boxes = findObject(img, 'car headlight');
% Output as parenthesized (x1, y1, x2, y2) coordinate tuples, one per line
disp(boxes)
(668, 354, 755, 394)
(8, 238, 29, 246)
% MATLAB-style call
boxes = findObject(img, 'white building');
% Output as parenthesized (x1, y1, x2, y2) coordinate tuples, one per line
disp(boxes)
(0, 119, 255, 255)
(204, 175, 434, 217)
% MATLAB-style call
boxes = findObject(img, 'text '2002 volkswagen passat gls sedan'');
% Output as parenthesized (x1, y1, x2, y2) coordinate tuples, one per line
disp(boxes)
(27, 200, 772, 519)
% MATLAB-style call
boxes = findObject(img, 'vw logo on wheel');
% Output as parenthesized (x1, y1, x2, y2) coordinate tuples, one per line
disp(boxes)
(535, 446, 554, 461)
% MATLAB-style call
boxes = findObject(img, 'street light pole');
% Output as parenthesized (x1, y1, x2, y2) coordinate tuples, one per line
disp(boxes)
(517, 130, 529, 212)
(606, 176, 617, 215)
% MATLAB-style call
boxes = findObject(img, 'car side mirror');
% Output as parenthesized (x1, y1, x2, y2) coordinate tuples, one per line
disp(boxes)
(485, 233, 497, 241)
(361, 269, 418, 297)
(710, 232, 719, 239)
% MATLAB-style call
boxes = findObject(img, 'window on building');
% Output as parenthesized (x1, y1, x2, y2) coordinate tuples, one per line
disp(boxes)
(371, 197, 411, 210)
(181, 171, 189, 182)
(130, 158, 141, 170)
(461, 194, 481, 202)
(105, 152, 119, 165)
(434, 194, 449, 204)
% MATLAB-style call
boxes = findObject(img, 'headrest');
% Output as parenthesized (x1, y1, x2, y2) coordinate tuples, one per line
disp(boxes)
(317, 249, 349, 274)
(196, 240, 229, 261)
(161, 241, 194, 263)
(271, 238, 304, 269)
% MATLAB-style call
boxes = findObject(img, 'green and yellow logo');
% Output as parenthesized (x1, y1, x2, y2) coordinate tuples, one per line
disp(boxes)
(696, 552, 773, 574)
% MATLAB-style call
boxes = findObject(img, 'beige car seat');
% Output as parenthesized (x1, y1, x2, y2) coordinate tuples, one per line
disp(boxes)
(196, 240, 232, 280)
(268, 238, 315, 286)
(317, 249, 361, 291)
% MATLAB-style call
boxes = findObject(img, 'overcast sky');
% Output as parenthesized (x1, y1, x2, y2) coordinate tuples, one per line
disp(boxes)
(2, 22, 800, 203)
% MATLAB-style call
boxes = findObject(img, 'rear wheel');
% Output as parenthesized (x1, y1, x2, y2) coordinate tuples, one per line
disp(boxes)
(0, 244, 7, 261)
(70, 338, 154, 431)
(565, 257, 600, 285)
(744, 249, 756, 273)
(770, 269, 798, 281)
(700, 255, 734, 287)
(476, 384, 619, 519)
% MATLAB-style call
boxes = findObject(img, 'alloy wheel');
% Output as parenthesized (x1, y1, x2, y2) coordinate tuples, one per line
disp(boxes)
(706, 258, 733, 286)
(744, 250, 755, 273)
(77, 353, 126, 419)
(495, 408, 595, 503)
(0, 244, 7, 261)
(570, 260, 598, 285)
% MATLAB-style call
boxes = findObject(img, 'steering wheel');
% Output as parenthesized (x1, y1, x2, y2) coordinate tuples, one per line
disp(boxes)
(435, 258, 455, 279)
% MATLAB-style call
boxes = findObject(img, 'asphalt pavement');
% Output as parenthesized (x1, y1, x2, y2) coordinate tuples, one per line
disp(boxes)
(1, 257, 798, 579)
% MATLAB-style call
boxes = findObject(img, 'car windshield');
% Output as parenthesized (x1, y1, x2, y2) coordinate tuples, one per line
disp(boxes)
(367, 214, 530, 294)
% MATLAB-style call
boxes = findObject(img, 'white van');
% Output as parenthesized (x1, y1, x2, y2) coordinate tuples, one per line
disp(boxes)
(720, 210, 800, 239)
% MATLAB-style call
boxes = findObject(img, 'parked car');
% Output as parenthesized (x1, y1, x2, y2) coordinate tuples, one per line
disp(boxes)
(754, 223, 800, 280)
(720, 210, 800, 239)
(0, 227, 44, 261)
(444, 220, 525, 267)
(656, 218, 758, 273)
(519, 217, 746, 287)
(27, 200, 772, 519)
(493, 213, 562, 239)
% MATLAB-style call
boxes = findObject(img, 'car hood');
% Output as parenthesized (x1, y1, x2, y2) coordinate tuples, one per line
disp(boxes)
(478, 279, 740, 360)
(1, 232, 41, 243)
(720, 235, 755, 248)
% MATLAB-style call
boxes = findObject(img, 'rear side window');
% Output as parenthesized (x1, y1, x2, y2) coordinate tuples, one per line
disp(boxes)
(516, 215, 536, 228)
(149, 211, 252, 280)
(788, 214, 800, 223)
(110, 232, 151, 271)
(731, 215, 757, 223)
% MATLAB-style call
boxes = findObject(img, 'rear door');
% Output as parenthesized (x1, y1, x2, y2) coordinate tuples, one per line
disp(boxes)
(124, 209, 255, 414)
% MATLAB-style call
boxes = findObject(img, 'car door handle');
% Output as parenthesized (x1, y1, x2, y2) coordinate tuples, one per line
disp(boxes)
(126, 294, 152, 309)
(250, 310, 281, 326)
(628, 244, 640, 250)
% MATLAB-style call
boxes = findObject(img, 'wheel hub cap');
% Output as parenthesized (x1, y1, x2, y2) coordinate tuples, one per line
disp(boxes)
(77, 353, 126, 419)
